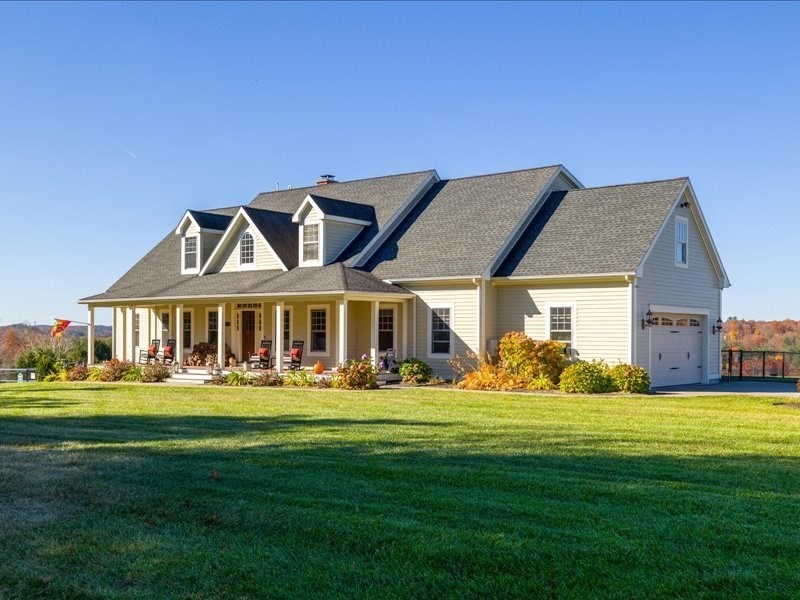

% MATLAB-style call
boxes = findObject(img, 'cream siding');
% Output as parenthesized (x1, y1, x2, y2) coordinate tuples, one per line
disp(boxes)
(324, 221, 363, 264)
(114, 308, 124, 360)
(406, 283, 479, 377)
(495, 282, 630, 364)
(348, 301, 372, 361)
(635, 201, 723, 380)
(217, 224, 283, 272)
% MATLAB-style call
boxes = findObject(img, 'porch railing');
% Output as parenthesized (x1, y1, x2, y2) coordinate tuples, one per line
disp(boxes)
(722, 349, 800, 382)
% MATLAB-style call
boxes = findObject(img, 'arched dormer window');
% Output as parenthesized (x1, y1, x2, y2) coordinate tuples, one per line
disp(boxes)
(240, 232, 254, 265)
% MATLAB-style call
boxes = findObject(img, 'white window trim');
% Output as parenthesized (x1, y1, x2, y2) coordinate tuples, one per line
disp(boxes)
(238, 230, 257, 271)
(675, 216, 689, 269)
(206, 308, 220, 345)
(182, 308, 193, 351)
(299, 222, 324, 267)
(282, 306, 293, 355)
(160, 311, 171, 345)
(378, 305, 397, 353)
(181, 235, 200, 275)
(307, 304, 330, 356)
(545, 302, 577, 349)
(427, 302, 454, 359)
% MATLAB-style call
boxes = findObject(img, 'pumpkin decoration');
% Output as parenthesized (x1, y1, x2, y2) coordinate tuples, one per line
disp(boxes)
(313, 360, 324, 375)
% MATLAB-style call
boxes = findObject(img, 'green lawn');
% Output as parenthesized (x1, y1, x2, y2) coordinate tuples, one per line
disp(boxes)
(1, 384, 799, 599)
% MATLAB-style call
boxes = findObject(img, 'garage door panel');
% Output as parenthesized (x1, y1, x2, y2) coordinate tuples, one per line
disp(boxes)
(650, 313, 703, 387)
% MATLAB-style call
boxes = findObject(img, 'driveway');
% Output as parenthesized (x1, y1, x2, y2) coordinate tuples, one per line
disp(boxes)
(654, 381, 799, 396)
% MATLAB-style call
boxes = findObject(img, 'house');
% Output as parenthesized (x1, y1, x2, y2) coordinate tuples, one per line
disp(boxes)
(79, 165, 730, 387)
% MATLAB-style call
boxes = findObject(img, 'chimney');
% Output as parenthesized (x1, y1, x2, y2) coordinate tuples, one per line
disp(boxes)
(316, 174, 337, 185)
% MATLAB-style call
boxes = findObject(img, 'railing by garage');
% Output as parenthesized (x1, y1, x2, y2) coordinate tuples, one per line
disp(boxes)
(722, 349, 800, 383)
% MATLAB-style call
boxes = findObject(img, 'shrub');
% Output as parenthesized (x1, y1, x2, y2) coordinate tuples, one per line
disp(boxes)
(251, 371, 282, 387)
(459, 362, 524, 391)
(141, 363, 171, 383)
(608, 364, 651, 393)
(67, 364, 89, 381)
(122, 365, 143, 382)
(283, 370, 317, 387)
(87, 366, 104, 381)
(225, 371, 252, 386)
(498, 333, 568, 385)
(526, 372, 557, 391)
(333, 359, 378, 390)
(559, 361, 614, 394)
(399, 358, 433, 384)
(98, 359, 133, 382)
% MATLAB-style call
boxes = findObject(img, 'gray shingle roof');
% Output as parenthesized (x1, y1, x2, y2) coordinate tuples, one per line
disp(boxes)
(494, 178, 687, 278)
(362, 166, 560, 279)
(188, 210, 232, 231)
(307, 195, 376, 223)
(81, 172, 433, 302)
(241, 207, 298, 269)
(81, 264, 405, 302)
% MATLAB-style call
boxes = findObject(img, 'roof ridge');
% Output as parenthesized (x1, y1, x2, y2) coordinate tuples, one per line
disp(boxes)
(441, 164, 562, 183)
(573, 177, 688, 192)
(250, 169, 436, 199)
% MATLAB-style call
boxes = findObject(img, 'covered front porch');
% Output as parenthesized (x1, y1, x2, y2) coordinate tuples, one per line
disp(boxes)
(87, 291, 416, 373)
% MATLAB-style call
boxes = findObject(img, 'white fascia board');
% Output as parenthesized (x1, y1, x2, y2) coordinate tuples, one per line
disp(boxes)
(384, 275, 481, 285)
(79, 290, 416, 305)
(492, 273, 635, 285)
(175, 211, 197, 235)
(351, 171, 440, 268)
(292, 195, 319, 223)
(322, 214, 372, 227)
(199, 208, 288, 275)
(557, 165, 585, 189)
(483, 166, 567, 279)
(648, 304, 711, 316)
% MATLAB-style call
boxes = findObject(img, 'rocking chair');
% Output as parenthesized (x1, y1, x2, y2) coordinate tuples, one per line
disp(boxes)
(139, 339, 160, 364)
(288, 340, 304, 370)
(248, 339, 273, 369)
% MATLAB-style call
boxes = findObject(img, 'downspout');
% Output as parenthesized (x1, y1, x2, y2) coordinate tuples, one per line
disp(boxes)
(625, 275, 637, 365)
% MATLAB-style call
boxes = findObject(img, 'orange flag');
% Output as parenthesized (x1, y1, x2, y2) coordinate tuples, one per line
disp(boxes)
(51, 319, 71, 338)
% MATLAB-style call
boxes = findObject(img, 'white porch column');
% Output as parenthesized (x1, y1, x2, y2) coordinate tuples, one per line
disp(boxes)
(412, 297, 417, 358)
(402, 300, 408, 360)
(217, 303, 225, 370)
(275, 301, 284, 373)
(125, 306, 134, 362)
(337, 298, 348, 366)
(175, 305, 183, 367)
(371, 300, 379, 367)
(87, 306, 95, 366)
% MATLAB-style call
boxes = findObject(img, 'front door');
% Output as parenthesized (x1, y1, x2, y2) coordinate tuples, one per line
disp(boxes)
(242, 311, 256, 358)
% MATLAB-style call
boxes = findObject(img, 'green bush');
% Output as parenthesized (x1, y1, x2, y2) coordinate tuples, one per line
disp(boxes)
(122, 365, 143, 382)
(141, 363, 171, 383)
(87, 366, 104, 381)
(333, 359, 378, 390)
(98, 359, 133, 382)
(399, 358, 433, 384)
(283, 370, 316, 387)
(225, 371, 252, 386)
(498, 332, 568, 385)
(559, 361, 614, 394)
(608, 364, 651, 393)
(251, 371, 282, 387)
(17, 347, 63, 381)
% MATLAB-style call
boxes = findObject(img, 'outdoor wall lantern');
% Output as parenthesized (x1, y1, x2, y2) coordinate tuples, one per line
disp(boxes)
(712, 317, 723, 335)
(641, 309, 654, 330)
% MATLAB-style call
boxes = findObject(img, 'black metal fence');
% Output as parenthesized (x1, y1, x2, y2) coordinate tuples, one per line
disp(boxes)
(0, 368, 36, 383)
(722, 349, 800, 382)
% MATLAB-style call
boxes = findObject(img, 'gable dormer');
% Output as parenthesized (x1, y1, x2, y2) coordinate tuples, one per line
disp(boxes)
(199, 207, 296, 275)
(292, 195, 374, 267)
(174, 210, 230, 275)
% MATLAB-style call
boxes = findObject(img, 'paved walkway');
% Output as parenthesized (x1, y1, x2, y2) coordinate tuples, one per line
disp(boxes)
(655, 381, 799, 396)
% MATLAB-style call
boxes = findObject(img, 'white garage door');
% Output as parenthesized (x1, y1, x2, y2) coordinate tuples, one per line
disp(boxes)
(650, 314, 704, 387)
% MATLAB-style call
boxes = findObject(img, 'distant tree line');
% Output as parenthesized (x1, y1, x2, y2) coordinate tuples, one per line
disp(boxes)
(723, 318, 800, 352)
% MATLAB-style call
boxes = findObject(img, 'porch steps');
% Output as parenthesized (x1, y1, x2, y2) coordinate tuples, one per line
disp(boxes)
(166, 368, 217, 385)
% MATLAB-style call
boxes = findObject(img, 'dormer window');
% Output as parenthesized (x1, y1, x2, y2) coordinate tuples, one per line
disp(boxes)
(240, 232, 254, 265)
(184, 236, 198, 270)
(303, 224, 319, 262)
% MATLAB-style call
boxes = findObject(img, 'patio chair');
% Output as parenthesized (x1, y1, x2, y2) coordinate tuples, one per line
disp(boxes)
(161, 339, 176, 365)
(379, 348, 400, 373)
(248, 339, 273, 369)
(139, 339, 160, 364)
(288, 340, 304, 370)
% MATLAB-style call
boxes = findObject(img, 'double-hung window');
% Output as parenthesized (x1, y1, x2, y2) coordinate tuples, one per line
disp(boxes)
(134, 314, 141, 348)
(183, 311, 192, 350)
(161, 312, 170, 345)
(207, 311, 218, 344)
(309, 307, 327, 354)
(303, 224, 319, 262)
(429, 305, 453, 356)
(184, 236, 198, 270)
(548, 305, 574, 348)
(240, 232, 254, 266)
(675, 216, 688, 267)
(379, 308, 394, 351)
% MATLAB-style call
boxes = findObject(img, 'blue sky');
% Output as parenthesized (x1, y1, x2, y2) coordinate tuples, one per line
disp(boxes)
(1, 1, 798, 325)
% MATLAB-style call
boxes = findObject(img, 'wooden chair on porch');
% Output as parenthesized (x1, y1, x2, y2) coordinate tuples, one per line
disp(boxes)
(288, 340, 304, 370)
(139, 339, 160, 364)
(248, 339, 273, 370)
(161, 339, 176, 365)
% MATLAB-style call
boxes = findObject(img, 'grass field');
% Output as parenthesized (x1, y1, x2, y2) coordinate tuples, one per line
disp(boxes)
(1, 383, 799, 599)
